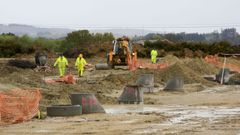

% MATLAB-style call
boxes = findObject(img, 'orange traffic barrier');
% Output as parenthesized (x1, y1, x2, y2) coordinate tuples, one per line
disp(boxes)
(129, 59, 168, 71)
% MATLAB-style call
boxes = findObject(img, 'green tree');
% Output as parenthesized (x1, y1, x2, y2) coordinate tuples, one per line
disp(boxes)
(66, 30, 93, 46)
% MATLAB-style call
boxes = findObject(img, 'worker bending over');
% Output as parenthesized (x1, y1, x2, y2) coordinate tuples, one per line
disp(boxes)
(151, 49, 158, 64)
(75, 54, 87, 77)
(54, 54, 68, 77)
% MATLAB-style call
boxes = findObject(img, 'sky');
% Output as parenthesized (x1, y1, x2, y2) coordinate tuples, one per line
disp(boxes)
(0, 0, 240, 33)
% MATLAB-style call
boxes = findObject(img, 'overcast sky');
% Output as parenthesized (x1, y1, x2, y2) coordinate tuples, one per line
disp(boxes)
(0, 0, 240, 33)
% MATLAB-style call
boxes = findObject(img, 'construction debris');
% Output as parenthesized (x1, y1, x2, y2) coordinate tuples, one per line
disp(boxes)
(34, 65, 52, 72)
(44, 74, 76, 84)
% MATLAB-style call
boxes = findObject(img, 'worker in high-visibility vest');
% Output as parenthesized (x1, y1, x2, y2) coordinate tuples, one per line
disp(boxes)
(54, 54, 68, 77)
(151, 49, 158, 64)
(75, 54, 87, 77)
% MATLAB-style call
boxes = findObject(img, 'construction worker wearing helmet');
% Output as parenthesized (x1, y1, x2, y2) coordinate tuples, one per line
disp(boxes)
(151, 49, 158, 64)
(54, 54, 68, 77)
(75, 54, 87, 77)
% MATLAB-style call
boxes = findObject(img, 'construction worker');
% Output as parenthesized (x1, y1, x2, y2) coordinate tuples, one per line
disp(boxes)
(151, 49, 158, 64)
(54, 54, 68, 77)
(75, 54, 87, 77)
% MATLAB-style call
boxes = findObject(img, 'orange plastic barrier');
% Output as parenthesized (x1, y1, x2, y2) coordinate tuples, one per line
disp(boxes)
(45, 74, 76, 84)
(129, 59, 168, 71)
(57, 74, 76, 84)
(0, 89, 41, 125)
(205, 55, 240, 73)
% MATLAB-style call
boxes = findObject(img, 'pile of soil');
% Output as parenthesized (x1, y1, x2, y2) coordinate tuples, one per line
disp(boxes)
(102, 61, 216, 87)
(229, 73, 240, 85)
(162, 55, 181, 64)
(231, 73, 240, 80)
(157, 62, 215, 85)
(104, 73, 136, 88)
(0, 83, 16, 91)
(0, 65, 21, 77)
(184, 58, 219, 75)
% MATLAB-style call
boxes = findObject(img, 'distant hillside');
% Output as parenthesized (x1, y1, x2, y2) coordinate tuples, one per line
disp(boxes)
(0, 24, 157, 39)
(0, 24, 73, 39)
(90, 29, 155, 38)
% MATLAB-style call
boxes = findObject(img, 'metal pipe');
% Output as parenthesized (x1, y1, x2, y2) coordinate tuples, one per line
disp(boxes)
(95, 63, 110, 70)
(220, 57, 227, 85)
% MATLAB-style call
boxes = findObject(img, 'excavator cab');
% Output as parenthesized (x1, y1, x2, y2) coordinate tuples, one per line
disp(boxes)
(107, 37, 135, 68)
(112, 39, 133, 55)
(95, 37, 137, 70)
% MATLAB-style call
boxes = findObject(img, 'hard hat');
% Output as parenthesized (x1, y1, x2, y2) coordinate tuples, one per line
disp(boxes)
(79, 54, 83, 58)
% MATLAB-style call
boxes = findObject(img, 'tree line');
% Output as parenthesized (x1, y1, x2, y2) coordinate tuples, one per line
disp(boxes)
(143, 40, 240, 58)
(135, 28, 240, 45)
(1, 29, 239, 58)
(0, 30, 114, 57)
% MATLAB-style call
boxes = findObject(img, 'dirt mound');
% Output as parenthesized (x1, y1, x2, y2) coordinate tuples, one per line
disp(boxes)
(162, 55, 181, 64)
(0, 65, 21, 77)
(103, 72, 137, 88)
(156, 62, 215, 85)
(231, 73, 240, 80)
(185, 58, 219, 75)
(103, 61, 216, 88)
(0, 83, 17, 91)
(229, 73, 240, 85)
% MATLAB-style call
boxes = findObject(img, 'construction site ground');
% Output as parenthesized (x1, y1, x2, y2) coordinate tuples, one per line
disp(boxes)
(0, 55, 240, 135)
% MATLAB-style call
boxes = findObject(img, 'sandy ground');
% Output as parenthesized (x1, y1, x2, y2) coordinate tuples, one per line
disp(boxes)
(0, 57, 240, 135)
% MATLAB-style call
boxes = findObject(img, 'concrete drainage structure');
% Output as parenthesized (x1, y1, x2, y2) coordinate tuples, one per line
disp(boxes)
(136, 74, 154, 93)
(47, 93, 105, 117)
(118, 85, 143, 104)
(164, 76, 184, 91)
(71, 93, 105, 114)
(215, 68, 230, 84)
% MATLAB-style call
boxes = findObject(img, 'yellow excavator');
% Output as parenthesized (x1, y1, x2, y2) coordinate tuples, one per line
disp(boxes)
(96, 37, 137, 70)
